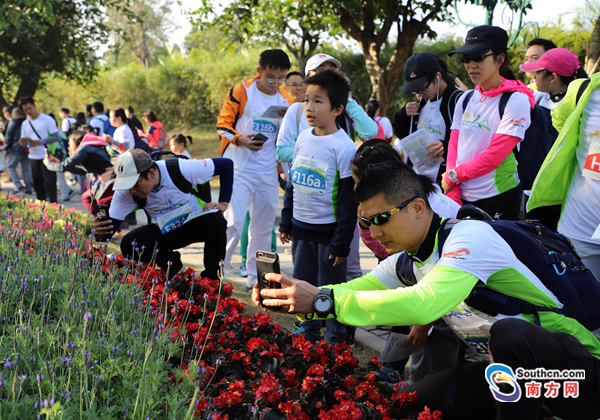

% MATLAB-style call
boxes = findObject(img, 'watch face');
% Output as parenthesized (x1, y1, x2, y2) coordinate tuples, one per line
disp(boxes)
(314, 296, 331, 313)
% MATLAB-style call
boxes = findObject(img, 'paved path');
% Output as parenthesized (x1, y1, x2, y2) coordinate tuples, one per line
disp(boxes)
(1, 175, 388, 353)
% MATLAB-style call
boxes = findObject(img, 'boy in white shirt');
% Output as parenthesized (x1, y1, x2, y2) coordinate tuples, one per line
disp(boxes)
(279, 70, 358, 344)
(59, 108, 77, 134)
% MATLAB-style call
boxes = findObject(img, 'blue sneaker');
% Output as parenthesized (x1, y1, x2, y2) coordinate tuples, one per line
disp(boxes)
(239, 263, 248, 277)
(291, 327, 324, 343)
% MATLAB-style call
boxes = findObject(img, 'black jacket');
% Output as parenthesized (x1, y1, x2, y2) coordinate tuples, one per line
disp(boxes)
(392, 84, 463, 161)
(128, 115, 144, 134)
(2, 118, 26, 155)
(45, 143, 113, 182)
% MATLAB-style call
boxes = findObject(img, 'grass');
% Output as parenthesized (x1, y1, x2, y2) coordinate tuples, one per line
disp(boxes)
(169, 124, 222, 159)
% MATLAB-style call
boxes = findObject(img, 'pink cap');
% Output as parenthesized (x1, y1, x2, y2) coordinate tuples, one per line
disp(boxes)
(520, 48, 580, 77)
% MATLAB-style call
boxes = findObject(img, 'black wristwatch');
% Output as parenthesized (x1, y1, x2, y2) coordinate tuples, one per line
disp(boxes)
(314, 288, 335, 318)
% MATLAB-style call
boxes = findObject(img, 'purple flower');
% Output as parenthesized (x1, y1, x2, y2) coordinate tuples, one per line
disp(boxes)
(84, 312, 92, 321)
(36, 374, 44, 382)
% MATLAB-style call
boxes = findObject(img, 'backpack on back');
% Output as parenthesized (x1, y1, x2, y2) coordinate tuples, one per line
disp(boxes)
(437, 205, 600, 331)
(94, 115, 114, 137)
(371, 116, 386, 141)
(461, 90, 559, 190)
(156, 126, 169, 149)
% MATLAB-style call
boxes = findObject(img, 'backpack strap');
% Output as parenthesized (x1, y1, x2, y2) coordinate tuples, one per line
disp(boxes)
(165, 158, 209, 206)
(576, 78, 591, 105)
(498, 91, 515, 120)
(460, 90, 475, 114)
(394, 252, 417, 287)
(447, 89, 462, 123)
(295, 103, 304, 136)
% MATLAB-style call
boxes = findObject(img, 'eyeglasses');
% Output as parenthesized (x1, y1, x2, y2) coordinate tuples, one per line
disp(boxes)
(460, 53, 494, 64)
(266, 77, 286, 84)
(360, 193, 423, 227)
(412, 81, 432, 95)
(130, 177, 143, 190)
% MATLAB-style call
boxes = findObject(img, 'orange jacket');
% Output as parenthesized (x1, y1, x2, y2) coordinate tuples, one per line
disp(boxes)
(216, 76, 293, 155)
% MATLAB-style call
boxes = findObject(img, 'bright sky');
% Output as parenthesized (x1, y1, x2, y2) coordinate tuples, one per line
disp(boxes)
(168, 0, 584, 51)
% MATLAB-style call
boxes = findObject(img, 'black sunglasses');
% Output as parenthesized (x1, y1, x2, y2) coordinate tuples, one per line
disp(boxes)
(360, 193, 423, 227)
(460, 53, 494, 64)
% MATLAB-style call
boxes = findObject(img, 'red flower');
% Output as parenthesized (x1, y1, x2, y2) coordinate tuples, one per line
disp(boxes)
(417, 406, 443, 420)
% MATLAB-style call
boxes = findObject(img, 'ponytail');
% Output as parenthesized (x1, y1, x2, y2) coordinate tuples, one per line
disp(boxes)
(366, 100, 380, 119)
(171, 133, 192, 148)
(491, 47, 516, 80)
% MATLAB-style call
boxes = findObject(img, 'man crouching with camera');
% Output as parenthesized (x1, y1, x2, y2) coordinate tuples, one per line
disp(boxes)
(92, 149, 233, 281)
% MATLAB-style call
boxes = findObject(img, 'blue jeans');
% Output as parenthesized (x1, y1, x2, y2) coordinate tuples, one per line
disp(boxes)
(6, 153, 32, 191)
(292, 238, 347, 343)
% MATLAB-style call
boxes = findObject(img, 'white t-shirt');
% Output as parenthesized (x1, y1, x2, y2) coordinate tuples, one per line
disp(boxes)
(416, 97, 446, 182)
(429, 191, 460, 219)
(180, 149, 192, 159)
(20, 113, 59, 160)
(558, 88, 600, 245)
(61, 117, 77, 133)
(451, 89, 531, 201)
(374, 116, 394, 139)
(243, 84, 281, 173)
(90, 114, 110, 136)
(277, 102, 312, 151)
(290, 128, 356, 224)
(109, 159, 215, 222)
(113, 124, 135, 150)
(534, 92, 561, 110)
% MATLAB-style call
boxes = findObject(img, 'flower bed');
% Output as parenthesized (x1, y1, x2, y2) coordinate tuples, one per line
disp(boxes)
(0, 195, 441, 419)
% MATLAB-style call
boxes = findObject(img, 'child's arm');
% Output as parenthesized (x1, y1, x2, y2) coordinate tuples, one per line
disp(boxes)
(279, 178, 294, 241)
(329, 176, 358, 261)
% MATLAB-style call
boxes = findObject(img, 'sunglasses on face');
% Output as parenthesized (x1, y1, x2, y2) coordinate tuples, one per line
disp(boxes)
(460, 53, 494, 64)
(360, 193, 423, 227)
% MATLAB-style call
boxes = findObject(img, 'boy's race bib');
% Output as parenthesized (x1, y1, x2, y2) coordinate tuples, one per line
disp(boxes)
(290, 156, 329, 195)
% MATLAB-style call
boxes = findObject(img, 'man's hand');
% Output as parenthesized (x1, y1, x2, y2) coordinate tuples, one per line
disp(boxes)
(19, 138, 30, 146)
(279, 231, 291, 244)
(441, 173, 452, 194)
(43, 154, 60, 167)
(203, 202, 228, 212)
(404, 326, 429, 347)
(92, 216, 114, 238)
(254, 273, 320, 314)
(405, 102, 420, 116)
(277, 109, 287, 118)
(426, 141, 444, 158)
(329, 254, 346, 267)
(237, 134, 264, 151)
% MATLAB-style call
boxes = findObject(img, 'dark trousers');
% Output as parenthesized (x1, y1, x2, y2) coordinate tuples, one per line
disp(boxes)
(29, 158, 57, 203)
(120, 211, 227, 280)
(402, 319, 600, 420)
(292, 238, 347, 343)
(463, 186, 521, 221)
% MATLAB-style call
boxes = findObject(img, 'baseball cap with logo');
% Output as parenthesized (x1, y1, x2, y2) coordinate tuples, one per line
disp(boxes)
(113, 149, 155, 190)
(449, 25, 508, 57)
(401, 52, 441, 93)
(305, 53, 342, 75)
(519, 48, 581, 77)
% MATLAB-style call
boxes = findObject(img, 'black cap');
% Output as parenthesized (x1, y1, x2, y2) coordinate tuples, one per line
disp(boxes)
(449, 25, 508, 57)
(401, 52, 441, 93)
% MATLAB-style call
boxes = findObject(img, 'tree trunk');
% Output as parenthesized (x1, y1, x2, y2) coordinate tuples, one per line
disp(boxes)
(585, 15, 600, 74)
(0, 91, 8, 112)
(12, 73, 41, 106)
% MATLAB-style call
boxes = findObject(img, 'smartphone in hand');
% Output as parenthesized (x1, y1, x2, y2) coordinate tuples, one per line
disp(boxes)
(256, 251, 281, 305)
(252, 133, 268, 145)
(97, 204, 110, 222)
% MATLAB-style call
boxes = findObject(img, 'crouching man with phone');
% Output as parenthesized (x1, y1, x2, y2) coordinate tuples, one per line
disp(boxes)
(92, 149, 234, 281)
(252, 161, 600, 420)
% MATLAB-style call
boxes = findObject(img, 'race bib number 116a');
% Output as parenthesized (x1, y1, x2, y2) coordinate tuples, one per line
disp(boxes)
(290, 156, 329, 196)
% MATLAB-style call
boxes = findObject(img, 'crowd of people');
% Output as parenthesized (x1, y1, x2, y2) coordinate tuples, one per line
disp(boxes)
(2, 22, 600, 420)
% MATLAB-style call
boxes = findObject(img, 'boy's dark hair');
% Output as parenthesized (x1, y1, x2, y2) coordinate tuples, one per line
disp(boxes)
(126, 106, 135, 114)
(12, 107, 25, 118)
(20, 97, 35, 107)
(303, 69, 350, 112)
(366, 100, 380, 119)
(355, 160, 431, 210)
(526, 38, 557, 53)
(92, 101, 104, 113)
(285, 71, 303, 80)
(143, 110, 158, 123)
(75, 112, 86, 127)
(259, 49, 291, 72)
(60, 107, 70, 115)
(86, 104, 92, 114)
(353, 140, 436, 197)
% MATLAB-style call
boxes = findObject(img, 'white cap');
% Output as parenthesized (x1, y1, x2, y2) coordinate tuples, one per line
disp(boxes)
(113, 149, 154, 190)
(305, 54, 342, 74)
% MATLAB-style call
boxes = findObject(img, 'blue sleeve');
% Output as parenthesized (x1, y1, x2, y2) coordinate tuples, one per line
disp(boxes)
(276, 145, 295, 163)
(328, 176, 358, 258)
(347, 99, 378, 140)
(210, 158, 233, 203)
(148, 125, 155, 136)
(279, 179, 294, 234)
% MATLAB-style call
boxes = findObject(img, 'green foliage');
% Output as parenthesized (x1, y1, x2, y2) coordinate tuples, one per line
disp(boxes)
(0, 0, 126, 108)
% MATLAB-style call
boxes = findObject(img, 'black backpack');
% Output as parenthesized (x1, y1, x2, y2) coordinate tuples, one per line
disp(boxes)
(132, 152, 212, 215)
